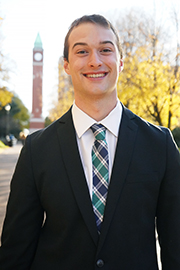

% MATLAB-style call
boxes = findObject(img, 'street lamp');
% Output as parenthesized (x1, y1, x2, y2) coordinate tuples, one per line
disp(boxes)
(5, 104, 11, 136)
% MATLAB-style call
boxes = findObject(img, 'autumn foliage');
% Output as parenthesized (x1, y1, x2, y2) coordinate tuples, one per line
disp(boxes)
(49, 57, 74, 121)
(49, 9, 180, 130)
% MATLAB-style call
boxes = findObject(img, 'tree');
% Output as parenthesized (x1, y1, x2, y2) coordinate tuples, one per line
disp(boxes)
(0, 17, 13, 108)
(0, 16, 29, 139)
(118, 49, 180, 128)
(114, 8, 180, 130)
(0, 86, 13, 108)
(0, 95, 30, 138)
(44, 116, 52, 127)
(170, 4, 180, 78)
(172, 127, 180, 147)
(49, 57, 74, 121)
(11, 95, 30, 130)
(48, 7, 180, 129)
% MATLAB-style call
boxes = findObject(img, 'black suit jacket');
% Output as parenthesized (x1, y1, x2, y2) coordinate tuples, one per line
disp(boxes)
(0, 104, 180, 269)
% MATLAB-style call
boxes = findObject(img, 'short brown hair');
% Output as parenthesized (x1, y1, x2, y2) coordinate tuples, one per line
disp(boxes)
(63, 14, 123, 62)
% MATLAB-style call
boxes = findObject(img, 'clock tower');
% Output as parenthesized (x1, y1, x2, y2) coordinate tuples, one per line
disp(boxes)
(29, 33, 44, 133)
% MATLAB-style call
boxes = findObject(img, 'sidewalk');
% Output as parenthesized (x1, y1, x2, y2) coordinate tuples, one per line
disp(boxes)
(0, 143, 22, 234)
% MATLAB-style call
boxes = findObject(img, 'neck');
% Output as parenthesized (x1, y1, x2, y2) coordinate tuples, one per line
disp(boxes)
(74, 92, 118, 122)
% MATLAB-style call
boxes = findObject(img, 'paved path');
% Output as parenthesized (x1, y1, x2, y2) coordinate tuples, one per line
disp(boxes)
(0, 143, 22, 234)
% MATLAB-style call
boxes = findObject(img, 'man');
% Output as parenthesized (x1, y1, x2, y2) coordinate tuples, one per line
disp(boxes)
(0, 14, 180, 270)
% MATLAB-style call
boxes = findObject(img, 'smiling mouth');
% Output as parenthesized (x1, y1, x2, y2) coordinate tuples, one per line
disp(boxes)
(84, 73, 108, 78)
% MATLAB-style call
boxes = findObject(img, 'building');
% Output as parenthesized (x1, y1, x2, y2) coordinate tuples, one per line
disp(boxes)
(29, 33, 44, 133)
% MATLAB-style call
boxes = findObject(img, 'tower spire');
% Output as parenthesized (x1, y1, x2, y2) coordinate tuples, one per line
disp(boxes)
(34, 33, 43, 49)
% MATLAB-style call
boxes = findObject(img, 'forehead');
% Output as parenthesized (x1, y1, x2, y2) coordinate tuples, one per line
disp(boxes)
(68, 23, 117, 49)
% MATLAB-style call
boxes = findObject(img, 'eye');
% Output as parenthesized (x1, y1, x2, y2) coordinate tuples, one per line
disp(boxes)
(100, 48, 112, 54)
(77, 50, 88, 55)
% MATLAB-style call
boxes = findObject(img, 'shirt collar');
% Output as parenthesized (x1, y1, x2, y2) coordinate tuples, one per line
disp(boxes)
(72, 100, 122, 139)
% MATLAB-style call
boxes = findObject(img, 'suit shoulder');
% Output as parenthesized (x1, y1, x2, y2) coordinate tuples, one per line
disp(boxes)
(123, 105, 169, 137)
(27, 109, 72, 146)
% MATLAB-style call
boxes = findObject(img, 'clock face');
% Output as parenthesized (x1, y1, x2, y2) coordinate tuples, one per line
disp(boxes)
(34, 52, 43, 61)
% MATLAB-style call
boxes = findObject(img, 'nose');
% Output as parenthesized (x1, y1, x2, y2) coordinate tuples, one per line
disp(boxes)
(88, 51, 102, 68)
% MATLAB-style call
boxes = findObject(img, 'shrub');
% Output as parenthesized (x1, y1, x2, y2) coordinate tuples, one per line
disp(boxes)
(172, 127, 180, 147)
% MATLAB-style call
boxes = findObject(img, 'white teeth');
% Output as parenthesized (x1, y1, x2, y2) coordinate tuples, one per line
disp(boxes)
(86, 73, 106, 78)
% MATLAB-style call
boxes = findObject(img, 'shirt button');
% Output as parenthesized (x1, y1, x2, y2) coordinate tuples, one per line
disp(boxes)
(96, 259, 104, 268)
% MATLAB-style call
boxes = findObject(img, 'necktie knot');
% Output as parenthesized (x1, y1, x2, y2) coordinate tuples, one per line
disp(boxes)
(91, 124, 106, 141)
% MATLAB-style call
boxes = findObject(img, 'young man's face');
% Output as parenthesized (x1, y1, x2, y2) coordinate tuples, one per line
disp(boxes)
(64, 23, 123, 103)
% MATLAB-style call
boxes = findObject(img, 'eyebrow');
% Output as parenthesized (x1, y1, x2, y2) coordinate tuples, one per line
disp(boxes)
(72, 40, 115, 50)
(72, 42, 87, 49)
(100, 41, 115, 47)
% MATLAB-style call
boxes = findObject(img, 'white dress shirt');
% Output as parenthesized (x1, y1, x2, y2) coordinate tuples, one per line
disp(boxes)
(72, 100, 122, 198)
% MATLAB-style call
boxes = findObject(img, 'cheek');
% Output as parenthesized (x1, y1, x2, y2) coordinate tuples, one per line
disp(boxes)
(106, 57, 119, 69)
(110, 61, 120, 76)
(70, 57, 86, 71)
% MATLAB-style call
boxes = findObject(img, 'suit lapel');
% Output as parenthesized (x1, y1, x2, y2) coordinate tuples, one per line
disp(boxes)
(97, 105, 138, 253)
(55, 105, 138, 250)
(56, 109, 99, 246)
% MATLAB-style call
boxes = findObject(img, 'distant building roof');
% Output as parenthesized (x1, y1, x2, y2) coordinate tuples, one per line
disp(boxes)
(34, 33, 43, 49)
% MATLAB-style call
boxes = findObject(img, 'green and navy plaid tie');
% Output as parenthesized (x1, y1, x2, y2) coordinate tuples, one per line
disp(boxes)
(91, 124, 109, 232)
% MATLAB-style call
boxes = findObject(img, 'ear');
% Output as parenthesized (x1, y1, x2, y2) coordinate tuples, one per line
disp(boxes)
(64, 59, 71, 75)
(119, 59, 124, 73)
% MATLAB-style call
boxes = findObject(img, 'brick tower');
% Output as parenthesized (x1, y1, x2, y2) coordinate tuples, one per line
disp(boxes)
(29, 33, 44, 133)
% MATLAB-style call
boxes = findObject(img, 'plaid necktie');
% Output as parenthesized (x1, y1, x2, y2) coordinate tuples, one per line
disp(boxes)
(91, 124, 109, 232)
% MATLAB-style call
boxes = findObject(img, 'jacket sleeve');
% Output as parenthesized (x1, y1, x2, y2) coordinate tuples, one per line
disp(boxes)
(0, 136, 44, 269)
(156, 128, 180, 269)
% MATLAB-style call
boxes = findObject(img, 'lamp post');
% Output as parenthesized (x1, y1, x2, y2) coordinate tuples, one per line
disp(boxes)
(5, 104, 11, 136)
